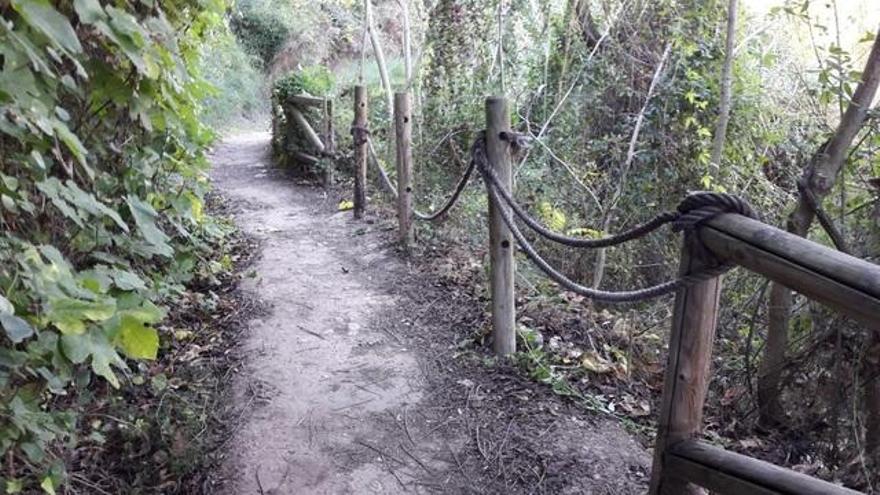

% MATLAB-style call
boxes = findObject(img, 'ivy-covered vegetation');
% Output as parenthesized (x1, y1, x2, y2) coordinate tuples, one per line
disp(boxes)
(0, 0, 256, 492)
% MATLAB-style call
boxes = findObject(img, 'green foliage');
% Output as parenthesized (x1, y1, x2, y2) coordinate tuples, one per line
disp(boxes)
(230, 2, 291, 68)
(0, 0, 232, 490)
(273, 65, 336, 100)
(199, 27, 268, 127)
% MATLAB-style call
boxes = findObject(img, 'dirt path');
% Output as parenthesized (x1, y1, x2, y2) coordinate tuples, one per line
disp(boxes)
(210, 131, 650, 494)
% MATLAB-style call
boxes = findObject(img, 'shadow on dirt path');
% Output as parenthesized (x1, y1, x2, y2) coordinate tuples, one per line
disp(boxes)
(210, 131, 650, 494)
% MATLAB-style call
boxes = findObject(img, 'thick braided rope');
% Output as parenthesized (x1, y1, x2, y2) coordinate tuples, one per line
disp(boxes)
(475, 132, 757, 303)
(482, 162, 679, 248)
(367, 138, 400, 199)
(351, 125, 370, 146)
(365, 136, 477, 222)
(414, 137, 478, 222)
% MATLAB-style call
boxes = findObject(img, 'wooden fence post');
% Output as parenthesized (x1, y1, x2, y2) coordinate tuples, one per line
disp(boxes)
(485, 97, 516, 356)
(648, 233, 722, 495)
(394, 92, 414, 247)
(322, 99, 335, 188)
(353, 86, 368, 219)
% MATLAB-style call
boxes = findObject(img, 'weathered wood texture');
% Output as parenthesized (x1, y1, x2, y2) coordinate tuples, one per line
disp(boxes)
(485, 97, 516, 356)
(667, 441, 862, 495)
(322, 99, 335, 188)
(702, 214, 880, 328)
(353, 86, 368, 219)
(286, 94, 326, 108)
(288, 107, 325, 153)
(649, 232, 722, 495)
(394, 92, 414, 247)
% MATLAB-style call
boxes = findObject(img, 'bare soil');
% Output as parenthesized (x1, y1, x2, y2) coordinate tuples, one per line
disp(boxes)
(208, 131, 649, 494)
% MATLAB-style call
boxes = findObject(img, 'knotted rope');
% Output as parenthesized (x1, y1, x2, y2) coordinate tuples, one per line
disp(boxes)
(476, 130, 757, 303)
(350, 125, 371, 146)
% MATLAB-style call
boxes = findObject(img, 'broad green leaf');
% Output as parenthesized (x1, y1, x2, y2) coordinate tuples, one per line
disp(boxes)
(0, 294, 13, 314)
(73, 0, 106, 24)
(61, 331, 125, 387)
(46, 297, 116, 335)
(126, 195, 172, 257)
(11, 0, 82, 55)
(109, 269, 146, 291)
(6, 479, 23, 493)
(40, 476, 56, 495)
(1, 314, 35, 343)
(117, 316, 158, 360)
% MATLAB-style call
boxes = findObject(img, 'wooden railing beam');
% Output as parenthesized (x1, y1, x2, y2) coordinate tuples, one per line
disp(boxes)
(702, 214, 880, 328)
(667, 440, 862, 495)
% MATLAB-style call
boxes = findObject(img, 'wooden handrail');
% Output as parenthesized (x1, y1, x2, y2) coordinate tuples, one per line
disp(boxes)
(702, 213, 880, 328)
(285, 94, 326, 108)
(651, 212, 879, 494)
(667, 440, 861, 495)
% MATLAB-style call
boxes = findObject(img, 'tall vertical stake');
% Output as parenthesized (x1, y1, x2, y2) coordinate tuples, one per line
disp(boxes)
(648, 233, 721, 495)
(394, 92, 414, 247)
(485, 97, 516, 356)
(322, 98, 335, 188)
(353, 86, 368, 219)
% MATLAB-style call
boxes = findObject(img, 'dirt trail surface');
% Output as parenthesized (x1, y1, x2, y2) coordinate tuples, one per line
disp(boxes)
(209, 131, 650, 494)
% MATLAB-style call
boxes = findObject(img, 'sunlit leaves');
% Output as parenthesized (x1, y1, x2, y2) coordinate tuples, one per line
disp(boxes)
(11, 0, 82, 56)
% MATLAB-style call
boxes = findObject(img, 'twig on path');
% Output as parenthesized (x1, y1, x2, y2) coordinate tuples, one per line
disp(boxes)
(297, 325, 327, 340)
(400, 442, 434, 475)
(255, 467, 265, 495)
(354, 439, 407, 466)
(332, 398, 374, 412)
(403, 407, 416, 446)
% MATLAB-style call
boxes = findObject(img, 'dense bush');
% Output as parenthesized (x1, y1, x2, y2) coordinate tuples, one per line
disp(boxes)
(0, 0, 234, 491)
(229, 4, 291, 68)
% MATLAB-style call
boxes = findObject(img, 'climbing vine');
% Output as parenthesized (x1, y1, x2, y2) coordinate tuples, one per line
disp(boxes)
(0, 0, 231, 491)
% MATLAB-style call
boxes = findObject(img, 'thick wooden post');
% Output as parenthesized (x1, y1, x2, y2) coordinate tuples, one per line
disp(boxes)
(322, 99, 335, 188)
(485, 97, 516, 356)
(353, 86, 368, 219)
(649, 233, 722, 495)
(394, 92, 414, 247)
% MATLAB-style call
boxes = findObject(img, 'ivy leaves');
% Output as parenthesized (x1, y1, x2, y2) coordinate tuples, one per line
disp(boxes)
(1, 0, 224, 489)
(11, 0, 82, 57)
(127, 196, 173, 257)
(0, 295, 34, 344)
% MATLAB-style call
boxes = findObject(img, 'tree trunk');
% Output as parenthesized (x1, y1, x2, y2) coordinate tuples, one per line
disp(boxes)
(865, 187, 880, 468)
(759, 30, 880, 426)
(365, 0, 394, 117)
(709, 0, 738, 168)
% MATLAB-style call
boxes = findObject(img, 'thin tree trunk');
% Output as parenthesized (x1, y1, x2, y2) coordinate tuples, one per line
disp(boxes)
(865, 187, 880, 469)
(759, 29, 880, 426)
(365, 0, 394, 117)
(397, 0, 413, 87)
(592, 43, 671, 289)
(710, 0, 738, 168)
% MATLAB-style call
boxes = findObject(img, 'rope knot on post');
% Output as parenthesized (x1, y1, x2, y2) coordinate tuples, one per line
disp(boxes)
(672, 192, 756, 232)
(671, 192, 758, 285)
(350, 125, 371, 146)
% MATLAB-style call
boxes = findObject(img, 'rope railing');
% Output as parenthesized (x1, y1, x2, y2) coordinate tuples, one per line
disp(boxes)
(365, 135, 477, 222)
(473, 131, 756, 303)
(336, 90, 878, 495)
